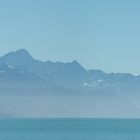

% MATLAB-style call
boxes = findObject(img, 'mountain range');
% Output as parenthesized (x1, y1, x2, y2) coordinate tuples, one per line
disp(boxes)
(0, 49, 140, 92)
(0, 49, 140, 118)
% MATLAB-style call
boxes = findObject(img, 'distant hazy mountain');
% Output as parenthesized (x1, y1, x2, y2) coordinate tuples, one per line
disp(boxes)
(0, 49, 87, 90)
(0, 63, 43, 84)
(0, 49, 140, 92)
(0, 49, 140, 118)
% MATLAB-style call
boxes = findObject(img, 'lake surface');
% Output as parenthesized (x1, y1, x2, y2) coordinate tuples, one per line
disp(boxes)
(0, 118, 140, 140)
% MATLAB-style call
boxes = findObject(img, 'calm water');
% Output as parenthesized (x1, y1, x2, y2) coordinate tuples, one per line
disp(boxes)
(0, 118, 140, 140)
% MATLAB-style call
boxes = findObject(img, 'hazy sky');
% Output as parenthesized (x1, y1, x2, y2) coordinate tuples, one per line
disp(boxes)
(0, 0, 140, 74)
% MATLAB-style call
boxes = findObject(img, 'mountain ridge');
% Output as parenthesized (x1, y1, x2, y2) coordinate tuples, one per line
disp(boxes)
(0, 49, 140, 117)
(0, 49, 140, 93)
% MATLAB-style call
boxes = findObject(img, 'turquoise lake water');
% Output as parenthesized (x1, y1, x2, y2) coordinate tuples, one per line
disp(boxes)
(0, 118, 140, 140)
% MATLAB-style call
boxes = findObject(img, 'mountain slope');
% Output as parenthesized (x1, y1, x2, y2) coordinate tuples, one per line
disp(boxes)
(1, 49, 140, 93)
(0, 63, 44, 84)
(0, 49, 87, 90)
(0, 49, 140, 117)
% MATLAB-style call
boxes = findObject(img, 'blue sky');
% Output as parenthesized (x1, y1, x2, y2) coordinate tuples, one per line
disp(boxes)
(0, 0, 140, 73)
